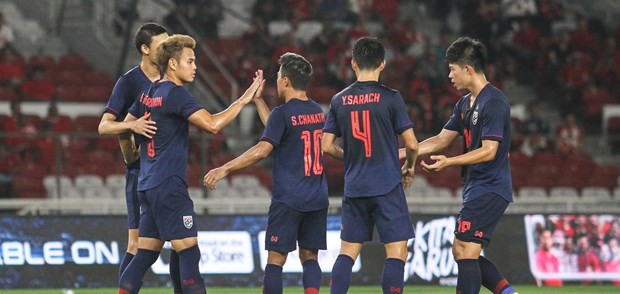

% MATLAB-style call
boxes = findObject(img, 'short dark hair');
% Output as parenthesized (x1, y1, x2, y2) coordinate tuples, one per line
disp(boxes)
(352, 37, 385, 71)
(445, 37, 487, 73)
(156, 34, 196, 73)
(278, 52, 312, 90)
(134, 23, 168, 54)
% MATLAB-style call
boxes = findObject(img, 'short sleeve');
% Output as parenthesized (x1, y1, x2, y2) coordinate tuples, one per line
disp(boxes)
(169, 87, 203, 118)
(390, 92, 414, 134)
(104, 77, 129, 118)
(444, 102, 462, 133)
(322, 101, 341, 136)
(260, 107, 287, 147)
(481, 98, 508, 142)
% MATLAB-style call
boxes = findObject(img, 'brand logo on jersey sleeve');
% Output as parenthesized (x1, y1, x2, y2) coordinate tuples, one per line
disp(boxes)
(183, 215, 193, 229)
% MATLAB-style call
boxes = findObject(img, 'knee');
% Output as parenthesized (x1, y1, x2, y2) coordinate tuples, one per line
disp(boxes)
(126, 241, 139, 255)
(298, 248, 318, 264)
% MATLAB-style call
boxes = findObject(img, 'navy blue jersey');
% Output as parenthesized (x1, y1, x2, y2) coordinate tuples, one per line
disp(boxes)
(444, 83, 513, 203)
(128, 81, 203, 191)
(104, 66, 152, 169)
(260, 98, 329, 212)
(323, 81, 414, 198)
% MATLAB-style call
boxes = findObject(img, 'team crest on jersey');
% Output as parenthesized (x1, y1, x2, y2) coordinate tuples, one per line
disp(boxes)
(472, 111, 479, 125)
(183, 215, 193, 229)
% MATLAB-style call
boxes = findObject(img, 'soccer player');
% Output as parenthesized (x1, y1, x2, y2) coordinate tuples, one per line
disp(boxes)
(321, 36, 419, 294)
(204, 53, 328, 294)
(97, 22, 168, 280)
(117, 34, 263, 294)
(416, 37, 518, 294)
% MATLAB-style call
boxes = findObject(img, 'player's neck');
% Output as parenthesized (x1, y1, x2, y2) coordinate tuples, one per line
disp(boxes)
(162, 73, 183, 86)
(140, 59, 161, 82)
(355, 69, 380, 82)
(285, 90, 308, 103)
(468, 74, 489, 99)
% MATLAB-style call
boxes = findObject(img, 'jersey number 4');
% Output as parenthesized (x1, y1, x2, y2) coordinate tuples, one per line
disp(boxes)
(301, 130, 323, 176)
(351, 110, 372, 157)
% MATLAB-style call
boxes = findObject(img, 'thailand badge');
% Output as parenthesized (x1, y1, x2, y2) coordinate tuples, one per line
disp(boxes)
(183, 215, 193, 229)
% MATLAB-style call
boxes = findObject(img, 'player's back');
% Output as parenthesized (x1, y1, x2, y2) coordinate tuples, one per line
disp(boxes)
(325, 81, 413, 198)
(263, 98, 329, 212)
(129, 81, 203, 191)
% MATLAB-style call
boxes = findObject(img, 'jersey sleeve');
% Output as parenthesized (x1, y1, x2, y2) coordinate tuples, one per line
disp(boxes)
(104, 76, 129, 119)
(260, 107, 287, 147)
(169, 87, 203, 118)
(481, 98, 508, 142)
(391, 92, 414, 134)
(444, 100, 462, 133)
(322, 100, 341, 136)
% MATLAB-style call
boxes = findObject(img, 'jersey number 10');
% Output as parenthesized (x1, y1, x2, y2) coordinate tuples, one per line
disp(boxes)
(301, 129, 323, 176)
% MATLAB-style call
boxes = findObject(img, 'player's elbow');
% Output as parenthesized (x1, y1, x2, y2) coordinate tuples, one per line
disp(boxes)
(405, 140, 419, 155)
(97, 123, 108, 136)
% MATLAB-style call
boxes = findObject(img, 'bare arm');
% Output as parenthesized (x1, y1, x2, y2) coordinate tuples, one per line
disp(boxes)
(203, 141, 273, 189)
(188, 71, 263, 133)
(321, 132, 344, 160)
(400, 128, 419, 188)
(98, 112, 157, 139)
(119, 113, 140, 164)
(399, 129, 458, 160)
(253, 70, 270, 126)
(421, 139, 499, 172)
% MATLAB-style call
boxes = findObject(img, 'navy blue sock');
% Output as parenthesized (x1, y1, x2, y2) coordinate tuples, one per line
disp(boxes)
(456, 259, 481, 294)
(382, 258, 405, 294)
(263, 264, 283, 294)
(119, 249, 159, 294)
(169, 250, 182, 294)
(302, 259, 321, 293)
(330, 255, 354, 294)
(177, 245, 206, 294)
(119, 252, 134, 280)
(479, 256, 515, 294)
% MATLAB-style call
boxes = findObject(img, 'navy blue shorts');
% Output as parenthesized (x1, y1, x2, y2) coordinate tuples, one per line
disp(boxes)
(454, 192, 509, 247)
(265, 202, 327, 253)
(341, 184, 414, 243)
(138, 176, 197, 241)
(125, 167, 140, 230)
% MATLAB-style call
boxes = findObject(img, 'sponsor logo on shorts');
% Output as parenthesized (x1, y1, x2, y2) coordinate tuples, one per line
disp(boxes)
(183, 215, 193, 229)
(474, 230, 484, 238)
(270, 235, 279, 243)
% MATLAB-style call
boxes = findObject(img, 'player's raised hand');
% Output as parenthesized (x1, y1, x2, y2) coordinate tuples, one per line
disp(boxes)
(421, 155, 449, 172)
(131, 112, 157, 139)
(253, 69, 266, 102)
(204, 167, 229, 190)
(239, 70, 264, 105)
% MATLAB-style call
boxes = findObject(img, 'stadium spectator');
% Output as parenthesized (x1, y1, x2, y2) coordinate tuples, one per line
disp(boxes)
(20, 64, 55, 100)
(520, 101, 550, 157)
(576, 235, 602, 284)
(555, 113, 584, 156)
(0, 12, 14, 50)
(535, 229, 563, 286)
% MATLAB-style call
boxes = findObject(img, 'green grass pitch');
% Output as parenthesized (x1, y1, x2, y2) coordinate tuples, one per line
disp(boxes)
(2, 285, 619, 294)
